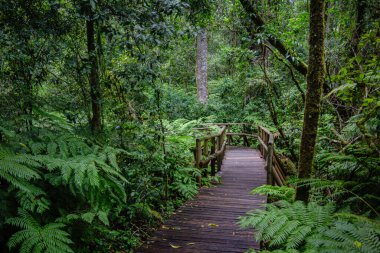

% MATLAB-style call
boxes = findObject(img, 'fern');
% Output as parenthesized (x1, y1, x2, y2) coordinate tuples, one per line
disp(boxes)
(6, 209, 73, 253)
(306, 220, 380, 252)
(251, 185, 295, 202)
(27, 135, 129, 209)
(172, 167, 199, 199)
(16, 190, 50, 214)
(290, 178, 379, 216)
(0, 147, 44, 195)
(239, 201, 335, 250)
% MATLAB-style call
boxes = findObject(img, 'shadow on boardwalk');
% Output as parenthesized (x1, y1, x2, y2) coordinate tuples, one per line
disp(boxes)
(138, 146, 267, 253)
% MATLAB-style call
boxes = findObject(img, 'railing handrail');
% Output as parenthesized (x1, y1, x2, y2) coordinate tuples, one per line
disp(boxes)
(196, 125, 227, 141)
(257, 125, 286, 186)
(193, 123, 287, 187)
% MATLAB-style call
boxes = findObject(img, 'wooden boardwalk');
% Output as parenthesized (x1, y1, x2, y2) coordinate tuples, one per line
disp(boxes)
(139, 146, 267, 253)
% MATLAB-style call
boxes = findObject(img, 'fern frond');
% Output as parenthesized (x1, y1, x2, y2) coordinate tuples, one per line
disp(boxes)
(239, 201, 335, 250)
(16, 191, 50, 213)
(306, 220, 380, 252)
(7, 209, 74, 253)
(251, 185, 295, 202)
(0, 148, 43, 195)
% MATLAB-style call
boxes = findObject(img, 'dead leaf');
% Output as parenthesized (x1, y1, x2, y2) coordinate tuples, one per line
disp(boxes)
(169, 243, 181, 249)
(187, 242, 195, 245)
(208, 223, 219, 228)
(161, 225, 170, 230)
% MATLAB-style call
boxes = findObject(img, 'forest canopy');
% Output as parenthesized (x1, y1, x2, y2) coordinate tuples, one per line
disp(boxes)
(0, 0, 379, 252)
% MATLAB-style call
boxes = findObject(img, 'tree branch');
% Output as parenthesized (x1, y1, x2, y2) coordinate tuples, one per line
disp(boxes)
(240, 0, 308, 76)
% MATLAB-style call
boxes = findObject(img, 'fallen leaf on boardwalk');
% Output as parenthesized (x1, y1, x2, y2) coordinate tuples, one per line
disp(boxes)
(172, 226, 181, 230)
(169, 243, 181, 249)
(187, 242, 195, 245)
(161, 225, 170, 229)
(208, 223, 219, 227)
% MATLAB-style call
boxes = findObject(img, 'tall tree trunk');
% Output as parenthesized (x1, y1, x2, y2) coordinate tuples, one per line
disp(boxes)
(295, 0, 326, 202)
(86, 14, 102, 132)
(196, 29, 208, 104)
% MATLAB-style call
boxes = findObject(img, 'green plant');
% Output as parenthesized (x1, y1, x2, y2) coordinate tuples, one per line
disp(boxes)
(239, 201, 335, 249)
(240, 200, 380, 252)
(307, 220, 380, 253)
(0, 147, 43, 194)
(171, 167, 200, 199)
(6, 209, 73, 253)
(251, 185, 295, 202)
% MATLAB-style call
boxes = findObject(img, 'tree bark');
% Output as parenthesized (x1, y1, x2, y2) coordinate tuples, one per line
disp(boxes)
(196, 29, 208, 104)
(240, 0, 308, 76)
(86, 14, 102, 132)
(295, 0, 326, 202)
(351, 0, 366, 56)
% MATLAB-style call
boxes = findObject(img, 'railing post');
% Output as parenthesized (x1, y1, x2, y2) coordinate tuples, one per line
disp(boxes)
(227, 124, 231, 145)
(267, 135, 274, 186)
(258, 126, 263, 157)
(210, 137, 216, 176)
(203, 139, 209, 177)
(203, 138, 209, 156)
(195, 138, 202, 185)
(217, 134, 222, 172)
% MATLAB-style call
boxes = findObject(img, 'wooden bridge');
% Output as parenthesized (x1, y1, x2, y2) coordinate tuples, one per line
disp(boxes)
(139, 123, 287, 253)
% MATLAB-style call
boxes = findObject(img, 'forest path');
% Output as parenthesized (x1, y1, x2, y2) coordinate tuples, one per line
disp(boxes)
(138, 146, 267, 253)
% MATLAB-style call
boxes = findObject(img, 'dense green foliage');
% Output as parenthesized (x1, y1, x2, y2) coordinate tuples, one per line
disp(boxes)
(240, 194, 380, 252)
(1, 0, 379, 252)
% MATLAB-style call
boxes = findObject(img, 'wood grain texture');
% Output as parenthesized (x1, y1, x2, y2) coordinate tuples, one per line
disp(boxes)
(138, 147, 267, 253)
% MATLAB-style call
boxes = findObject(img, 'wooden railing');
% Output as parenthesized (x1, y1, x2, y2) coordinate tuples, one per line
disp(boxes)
(257, 126, 287, 186)
(202, 123, 257, 147)
(194, 125, 226, 184)
(193, 123, 287, 186)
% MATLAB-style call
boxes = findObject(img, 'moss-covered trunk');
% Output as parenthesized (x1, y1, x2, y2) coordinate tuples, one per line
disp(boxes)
(295, 0, 326, 202)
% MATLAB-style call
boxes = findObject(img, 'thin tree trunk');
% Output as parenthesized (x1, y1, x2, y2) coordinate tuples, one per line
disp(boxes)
(86, 15, 102, 132)
(196, 29, 208, 104)
(261, 62, 299, 163)
(295, 0, 326, 202)
(264, 44, 306, 103)
(351, 0, 366, 56)
(351, 0, 367, 110)
(240, 0, 308, 76)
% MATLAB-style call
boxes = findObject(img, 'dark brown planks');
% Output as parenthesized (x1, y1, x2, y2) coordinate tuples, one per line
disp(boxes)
(138, 147, 266, 253)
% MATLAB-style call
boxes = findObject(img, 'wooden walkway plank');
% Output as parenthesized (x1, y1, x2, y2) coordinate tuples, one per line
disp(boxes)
(138, 147, 267, 253)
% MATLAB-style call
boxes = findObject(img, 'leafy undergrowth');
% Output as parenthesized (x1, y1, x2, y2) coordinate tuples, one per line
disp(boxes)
(0, 117, 214, 253)
(241, 185, 380, 253)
